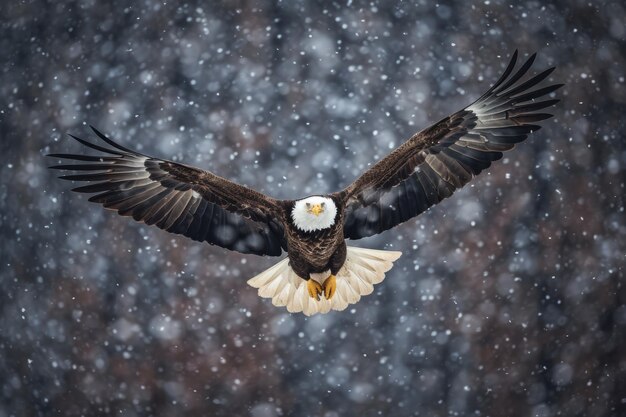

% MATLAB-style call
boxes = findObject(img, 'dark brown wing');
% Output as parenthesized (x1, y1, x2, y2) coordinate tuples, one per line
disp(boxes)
(341, 50, 563, 239)
(48, 127, 286, 256)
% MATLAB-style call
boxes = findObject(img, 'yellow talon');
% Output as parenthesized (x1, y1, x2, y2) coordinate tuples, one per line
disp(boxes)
(323, 274, 337, 299)
(307, 279, 322, 300)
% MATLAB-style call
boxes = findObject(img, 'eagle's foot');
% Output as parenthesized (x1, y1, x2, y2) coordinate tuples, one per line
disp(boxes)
(323, 274, 337, 299)
(307, 279, 323, 300)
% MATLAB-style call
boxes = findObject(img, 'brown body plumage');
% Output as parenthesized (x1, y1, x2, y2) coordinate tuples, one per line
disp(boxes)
(280, 197, 346, 278)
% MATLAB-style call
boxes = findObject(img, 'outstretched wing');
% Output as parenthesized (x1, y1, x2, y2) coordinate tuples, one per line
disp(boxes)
(48, 127, 286, 256)
(340, 50, 563, 239)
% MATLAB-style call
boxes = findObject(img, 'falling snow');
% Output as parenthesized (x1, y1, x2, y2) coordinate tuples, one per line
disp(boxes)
(1, 1, 625, 417)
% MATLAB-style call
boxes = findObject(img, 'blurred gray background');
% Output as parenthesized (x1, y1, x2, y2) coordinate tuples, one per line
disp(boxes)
(1, 1, 625, 416)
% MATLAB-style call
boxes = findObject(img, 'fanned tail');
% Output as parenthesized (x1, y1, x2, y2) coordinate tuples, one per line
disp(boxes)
(247, 246, 402, 316)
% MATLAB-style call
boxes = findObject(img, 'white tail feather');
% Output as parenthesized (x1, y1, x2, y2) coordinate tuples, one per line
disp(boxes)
(247, 246, 402, 316)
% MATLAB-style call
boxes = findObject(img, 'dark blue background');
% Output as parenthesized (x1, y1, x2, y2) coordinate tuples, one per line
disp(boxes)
(1, 1, 624, 416)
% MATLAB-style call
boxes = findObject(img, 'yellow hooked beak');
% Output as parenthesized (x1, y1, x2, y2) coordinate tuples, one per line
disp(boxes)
(308, 204, 324, 216)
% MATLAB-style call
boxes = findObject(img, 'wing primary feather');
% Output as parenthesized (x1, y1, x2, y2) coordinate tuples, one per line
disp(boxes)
(510, 83, 564, 103)
(47, 154, 116, 162)
(67, 134, 122, 155)
(476, 50, 519, 101)
(457, 138, 514, 152)
(496, 67, 556, 98)
(479, 98, 560, 118)
(480, 132, 527, 145)
(49, 163, 143, 171)
(511, 113, 553, 124)
(491, 52, 536, 95)
(89, 125, 139, 155)
(474, 125, 540, 135)
(510, 99, 560, 114)
(59, 171, 148, 182)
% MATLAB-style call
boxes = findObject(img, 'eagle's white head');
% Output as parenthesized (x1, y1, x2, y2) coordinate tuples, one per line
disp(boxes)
(291, 196, 337, 232)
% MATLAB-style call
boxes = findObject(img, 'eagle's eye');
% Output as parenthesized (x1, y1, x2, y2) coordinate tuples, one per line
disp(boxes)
(306, 202, 311, 208)
(321, 202, 326, 207)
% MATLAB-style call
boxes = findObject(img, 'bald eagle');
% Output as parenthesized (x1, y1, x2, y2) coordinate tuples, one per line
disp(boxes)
(49, 51, 562, 316)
